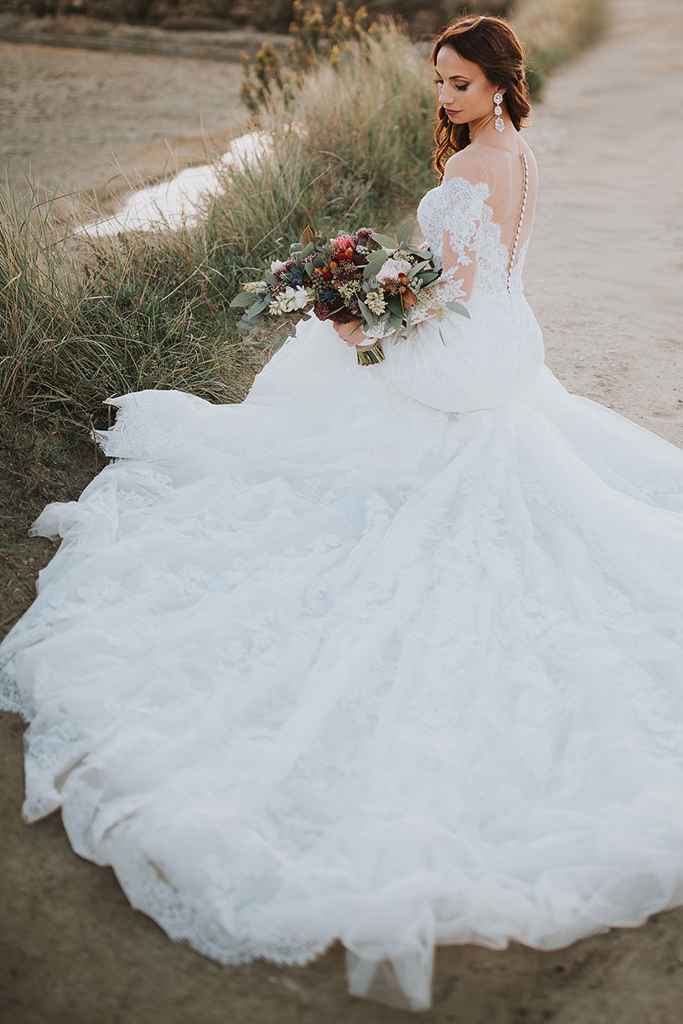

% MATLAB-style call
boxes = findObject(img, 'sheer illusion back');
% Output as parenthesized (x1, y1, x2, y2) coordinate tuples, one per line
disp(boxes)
(376, 135, 544, 414)
(416, 137, 538, 301)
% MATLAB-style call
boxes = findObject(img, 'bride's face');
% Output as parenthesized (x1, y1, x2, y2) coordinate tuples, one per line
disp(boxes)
(433, 45, 500, 127)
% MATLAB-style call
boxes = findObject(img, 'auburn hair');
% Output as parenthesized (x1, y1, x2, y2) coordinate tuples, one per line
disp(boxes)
(431, 14, 531, 182)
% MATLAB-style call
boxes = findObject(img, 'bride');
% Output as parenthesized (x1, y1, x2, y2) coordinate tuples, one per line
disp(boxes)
(4, 13, 683, 1014)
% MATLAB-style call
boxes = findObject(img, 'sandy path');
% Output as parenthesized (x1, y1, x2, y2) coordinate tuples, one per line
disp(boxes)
(3, 2, 683, 1022)
(0, 42, 247, 206)
(525, 0, 683, 445)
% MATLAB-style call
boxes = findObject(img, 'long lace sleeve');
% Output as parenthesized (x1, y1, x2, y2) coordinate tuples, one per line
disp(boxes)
(408, 175, 489, 328)
(359, 164, 489, 341)
(440, 176, 489, 301)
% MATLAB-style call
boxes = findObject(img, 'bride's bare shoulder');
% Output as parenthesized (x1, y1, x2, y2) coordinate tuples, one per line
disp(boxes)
(445, 137, 538, 185)
(443, 145, 486, 171)
(442, 147, 488, 184)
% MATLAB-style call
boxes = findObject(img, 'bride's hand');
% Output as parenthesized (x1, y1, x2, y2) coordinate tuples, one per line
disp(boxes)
(332, 318, 368, 347)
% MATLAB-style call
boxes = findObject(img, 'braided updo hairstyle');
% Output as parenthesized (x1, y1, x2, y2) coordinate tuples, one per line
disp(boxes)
(432, 14, 531, 182)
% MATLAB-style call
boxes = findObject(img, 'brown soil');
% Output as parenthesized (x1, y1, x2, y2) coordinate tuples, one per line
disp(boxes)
(3, 1, 683, 1021)
(0, 37, 250, 217)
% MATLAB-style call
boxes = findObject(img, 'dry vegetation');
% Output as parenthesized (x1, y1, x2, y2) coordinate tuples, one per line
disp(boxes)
(6, 0, 512, 35)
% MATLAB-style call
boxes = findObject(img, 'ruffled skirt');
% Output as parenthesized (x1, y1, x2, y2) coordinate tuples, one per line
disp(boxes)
(4, 301, 683, 1011)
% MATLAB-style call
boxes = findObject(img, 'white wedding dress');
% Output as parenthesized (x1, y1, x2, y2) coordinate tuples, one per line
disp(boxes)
(4, 138, 683, 1013)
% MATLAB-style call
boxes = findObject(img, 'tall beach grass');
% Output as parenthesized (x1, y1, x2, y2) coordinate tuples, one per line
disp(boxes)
(1, 23, 435, 433)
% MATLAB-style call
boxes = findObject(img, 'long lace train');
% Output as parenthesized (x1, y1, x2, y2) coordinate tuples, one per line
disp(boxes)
(4, 310, 683, 1011)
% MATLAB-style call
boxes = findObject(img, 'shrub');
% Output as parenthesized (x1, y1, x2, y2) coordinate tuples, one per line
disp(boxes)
(240, 0, 379, 115)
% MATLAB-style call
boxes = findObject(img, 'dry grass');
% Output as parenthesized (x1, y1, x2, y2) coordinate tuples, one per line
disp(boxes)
(0, 22, 435, 431)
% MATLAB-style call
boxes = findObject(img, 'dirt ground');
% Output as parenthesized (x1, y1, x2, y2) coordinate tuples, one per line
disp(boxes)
(3, 0, 683, 1020)
(0, 39, 249, 215)
(523, 0, 683, 451)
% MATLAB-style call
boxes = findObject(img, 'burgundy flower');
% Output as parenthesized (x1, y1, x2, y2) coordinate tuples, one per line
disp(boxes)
(333, 233, 354, 250)
(332, 234, 356, 263)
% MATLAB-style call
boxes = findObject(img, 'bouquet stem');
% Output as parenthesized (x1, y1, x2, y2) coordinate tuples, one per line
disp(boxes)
(356, 340, 385, 366)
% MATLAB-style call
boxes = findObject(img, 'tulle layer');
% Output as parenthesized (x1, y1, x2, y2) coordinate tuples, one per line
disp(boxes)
(4, 310, 683, 1011)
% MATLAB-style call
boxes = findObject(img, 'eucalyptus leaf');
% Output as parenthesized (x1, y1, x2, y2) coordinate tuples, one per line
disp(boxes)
(363, 249, 390, 272)
(243, 293, 273, 320)
(229, 291, 260, 309)
(445, 300, 471, 319)
(356, 297, 376, 329)
(371, 232, 399, 249)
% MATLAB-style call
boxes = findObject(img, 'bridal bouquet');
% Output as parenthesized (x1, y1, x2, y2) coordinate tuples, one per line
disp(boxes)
(230, 226, 470, 366)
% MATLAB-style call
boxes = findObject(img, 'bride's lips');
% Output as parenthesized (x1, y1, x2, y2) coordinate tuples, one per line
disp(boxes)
(445, 109, 462, 115)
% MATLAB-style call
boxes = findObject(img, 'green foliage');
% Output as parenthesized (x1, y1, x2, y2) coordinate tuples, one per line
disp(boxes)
(240, 0, 379, 115)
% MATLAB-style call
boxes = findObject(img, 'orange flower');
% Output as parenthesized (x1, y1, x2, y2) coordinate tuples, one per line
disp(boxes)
(398, 272, 417, 309)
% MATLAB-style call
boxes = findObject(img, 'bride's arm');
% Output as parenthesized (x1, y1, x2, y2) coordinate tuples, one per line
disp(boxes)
(409, 156, 489, 326)
(334, 319, 368, 346)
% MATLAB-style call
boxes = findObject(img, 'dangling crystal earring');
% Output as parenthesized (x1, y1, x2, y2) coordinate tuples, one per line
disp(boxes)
(493, 91, 505, 132)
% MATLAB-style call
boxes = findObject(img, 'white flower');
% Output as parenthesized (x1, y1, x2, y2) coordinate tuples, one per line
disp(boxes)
(376, 257, 412, 283)
(365, 290, 387, 315)
(268, 286, 313, 315)
(338, 280, 361, 301)
(290, 285, 313, 310)
(270, 259, 289, 274)
(242, 280, 268, 293)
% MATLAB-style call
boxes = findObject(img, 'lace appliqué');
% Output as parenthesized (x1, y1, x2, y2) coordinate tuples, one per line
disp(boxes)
(417, 176, 528, 300)
(440, 178, 488, 272)
(417, 178, 489, 268)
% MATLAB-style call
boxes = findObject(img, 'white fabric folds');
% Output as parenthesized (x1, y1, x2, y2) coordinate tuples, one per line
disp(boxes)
(4, 155, 683, 1012)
